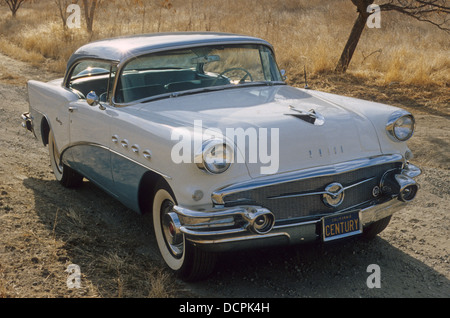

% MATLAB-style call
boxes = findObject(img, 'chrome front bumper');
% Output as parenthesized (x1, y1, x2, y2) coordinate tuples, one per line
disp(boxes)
(169, 161, 421, 252)
(172, 198, 405, 252)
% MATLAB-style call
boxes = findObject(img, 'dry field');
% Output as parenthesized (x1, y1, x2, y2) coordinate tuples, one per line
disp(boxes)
(0, 0, 449, 86)
(0, 0, 449, 299)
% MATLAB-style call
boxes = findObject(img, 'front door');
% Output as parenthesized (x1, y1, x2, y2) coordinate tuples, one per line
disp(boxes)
(68, 100, 115, 196)
(65, 59, 116, 197)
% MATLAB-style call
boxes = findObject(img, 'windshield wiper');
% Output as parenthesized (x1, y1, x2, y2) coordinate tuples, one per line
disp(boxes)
(139, 81, 286, 103)
(250, 81, 286, 86)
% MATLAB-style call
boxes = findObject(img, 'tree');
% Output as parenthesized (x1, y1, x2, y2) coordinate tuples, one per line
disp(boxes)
(82, 0, 101, 34)
(335, 0, 450, 73)
(54, 0, 79, 30)
(2, 0, 27, 18)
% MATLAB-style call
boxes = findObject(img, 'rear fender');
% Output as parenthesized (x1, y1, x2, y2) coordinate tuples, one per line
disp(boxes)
(27, 80, 79, 152)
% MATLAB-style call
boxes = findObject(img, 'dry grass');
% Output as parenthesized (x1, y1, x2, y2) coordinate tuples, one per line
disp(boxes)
(97, 251, 174, 298)
(0, 263, 7, 297)
(0, 0, 448, 87)
(0, 37, 44, 66)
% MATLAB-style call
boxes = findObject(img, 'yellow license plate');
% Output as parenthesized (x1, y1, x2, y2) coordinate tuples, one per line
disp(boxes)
(322, 210, 362, 242)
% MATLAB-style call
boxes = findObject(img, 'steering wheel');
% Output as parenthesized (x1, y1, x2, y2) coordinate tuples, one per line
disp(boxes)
(212, 67, 253, 86)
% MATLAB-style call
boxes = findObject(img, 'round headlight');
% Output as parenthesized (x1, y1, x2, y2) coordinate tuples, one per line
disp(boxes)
(196, 140, 233, 174)
(386, 111, 415, 142)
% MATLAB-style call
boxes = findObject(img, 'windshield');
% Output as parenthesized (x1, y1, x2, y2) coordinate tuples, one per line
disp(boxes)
(115, 44, 283, 104)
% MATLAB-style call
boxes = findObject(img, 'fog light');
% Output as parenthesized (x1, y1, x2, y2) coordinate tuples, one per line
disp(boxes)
(253, 214, 274, 234)
(395, 174, 419, 202)
(399, 184, 418, 202)
(244, 208, 275, 235)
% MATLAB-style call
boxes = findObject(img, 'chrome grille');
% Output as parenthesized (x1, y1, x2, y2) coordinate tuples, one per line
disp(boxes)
(222, 162, 402, 220)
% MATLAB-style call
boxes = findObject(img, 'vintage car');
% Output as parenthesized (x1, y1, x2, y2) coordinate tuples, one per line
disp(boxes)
(22, 32, 421, 281)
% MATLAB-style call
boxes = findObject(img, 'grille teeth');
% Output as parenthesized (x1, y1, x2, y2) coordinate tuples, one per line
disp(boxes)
(223, 162, 402, 220)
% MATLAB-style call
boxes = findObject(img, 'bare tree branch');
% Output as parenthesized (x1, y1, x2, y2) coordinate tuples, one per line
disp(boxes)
(336, 0, 450, 72)
(82, 0, 101, 33)
(380, 0, 450, 32)
(2, 0, 27, 17)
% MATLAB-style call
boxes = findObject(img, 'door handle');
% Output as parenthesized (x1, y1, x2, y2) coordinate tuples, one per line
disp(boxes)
(68, 106, 78, 113)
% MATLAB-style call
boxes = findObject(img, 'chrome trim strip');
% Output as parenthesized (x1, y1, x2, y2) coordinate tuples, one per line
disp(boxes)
(188, 232, 288, 246)
(267, 177, 376, 200)
(59, 141, 172, 180)
(212, 154, 404, 205)
(274, 219, 319, 229)
(180, 226, 247, 237)
(173, 205, 249, 219)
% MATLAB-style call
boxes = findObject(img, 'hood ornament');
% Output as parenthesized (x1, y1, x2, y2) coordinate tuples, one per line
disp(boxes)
(287, 105, 325, 126)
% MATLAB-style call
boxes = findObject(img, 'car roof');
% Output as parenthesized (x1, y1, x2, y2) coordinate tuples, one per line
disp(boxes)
(67, 32, 273, 69)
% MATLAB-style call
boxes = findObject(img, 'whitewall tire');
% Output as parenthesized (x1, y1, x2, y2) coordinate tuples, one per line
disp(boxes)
(152, 185, 217, 281)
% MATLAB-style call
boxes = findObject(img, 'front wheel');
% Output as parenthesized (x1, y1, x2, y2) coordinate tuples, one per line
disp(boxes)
(362, 216, 392, 240)
(152, 186, 216, 281)
(48, 131, 83, 188)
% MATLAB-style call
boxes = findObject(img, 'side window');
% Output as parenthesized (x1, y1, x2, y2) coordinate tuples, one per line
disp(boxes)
(68, 60, 113, 101)
(259, 47, 282, 82)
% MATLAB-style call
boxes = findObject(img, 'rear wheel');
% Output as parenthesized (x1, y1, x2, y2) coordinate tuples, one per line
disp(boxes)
(152, 184, 216, 281)
(48, 131, 83, 188)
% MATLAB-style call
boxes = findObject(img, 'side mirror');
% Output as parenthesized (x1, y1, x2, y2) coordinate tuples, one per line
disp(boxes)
(86, 91, 99, 106)
(280, 69, 287, 81)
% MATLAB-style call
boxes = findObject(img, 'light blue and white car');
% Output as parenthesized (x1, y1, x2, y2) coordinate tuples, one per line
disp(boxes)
(22, 32, 421, 281)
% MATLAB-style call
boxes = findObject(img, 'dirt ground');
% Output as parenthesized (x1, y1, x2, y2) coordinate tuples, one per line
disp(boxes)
(0, 52, 448, 298)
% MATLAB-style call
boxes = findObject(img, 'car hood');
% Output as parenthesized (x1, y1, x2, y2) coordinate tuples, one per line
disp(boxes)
(136, 85, 383, 177)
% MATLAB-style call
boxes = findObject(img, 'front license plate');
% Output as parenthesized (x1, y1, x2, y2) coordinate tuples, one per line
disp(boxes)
(322, 210, 362, 242)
